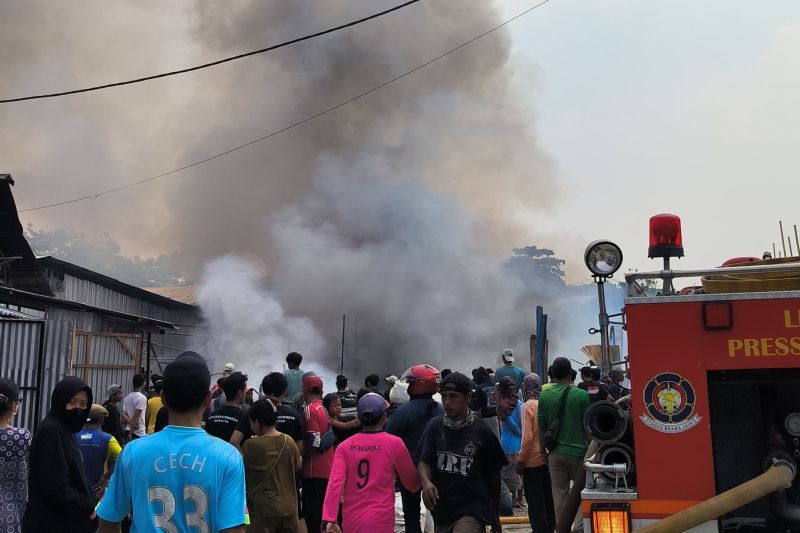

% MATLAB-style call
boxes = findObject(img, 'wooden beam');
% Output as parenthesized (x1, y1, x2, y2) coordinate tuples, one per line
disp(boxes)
(72, 363, 135, 370)
(114, 335, 138, 361)
(83, 334, 93, 383)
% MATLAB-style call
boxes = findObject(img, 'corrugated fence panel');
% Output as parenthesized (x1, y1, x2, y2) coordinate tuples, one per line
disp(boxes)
(0, 319, 43, 431)
(79, 334, 139, 405)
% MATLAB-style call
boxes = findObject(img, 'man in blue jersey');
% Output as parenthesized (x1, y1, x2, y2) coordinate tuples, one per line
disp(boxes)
(97, 351, 246, 533)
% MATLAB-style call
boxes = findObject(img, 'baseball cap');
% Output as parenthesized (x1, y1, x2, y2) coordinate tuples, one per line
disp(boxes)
(357, 392, 388, 423)
(89, 404, 109, 420)
(303, 375, 323, 393)
(107, 384, 122, 397)
(439, 372, 475, 394)
(163, 351, 211, 408)
(501, 348, 514, 362)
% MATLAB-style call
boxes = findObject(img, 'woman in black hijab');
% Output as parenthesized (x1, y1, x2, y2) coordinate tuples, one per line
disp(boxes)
(22, 376, 97, 533)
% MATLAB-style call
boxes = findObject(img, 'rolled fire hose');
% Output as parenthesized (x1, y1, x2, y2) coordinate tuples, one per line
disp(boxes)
(636, 459, 796, 533)
(584, 400, 630, 444)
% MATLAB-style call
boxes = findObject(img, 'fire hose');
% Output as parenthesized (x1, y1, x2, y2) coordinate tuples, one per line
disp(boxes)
(636, 457, 796, 533)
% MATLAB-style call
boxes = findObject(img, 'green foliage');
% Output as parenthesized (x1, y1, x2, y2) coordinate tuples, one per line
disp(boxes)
(25, 224, 190, 287)
(504, 246, 566, 290)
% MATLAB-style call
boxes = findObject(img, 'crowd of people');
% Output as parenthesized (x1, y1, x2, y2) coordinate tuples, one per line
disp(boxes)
(0, 348, 630, 533)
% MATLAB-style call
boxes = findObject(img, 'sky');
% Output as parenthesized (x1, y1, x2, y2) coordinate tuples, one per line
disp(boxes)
(4, 0, 800, 286)
(503, 0, 800, 282)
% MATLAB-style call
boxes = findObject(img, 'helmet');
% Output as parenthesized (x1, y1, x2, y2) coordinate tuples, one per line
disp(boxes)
(402, 364, 441, 396)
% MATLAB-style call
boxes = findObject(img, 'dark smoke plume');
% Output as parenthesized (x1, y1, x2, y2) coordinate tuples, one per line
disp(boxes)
(1, 1, 565, 376)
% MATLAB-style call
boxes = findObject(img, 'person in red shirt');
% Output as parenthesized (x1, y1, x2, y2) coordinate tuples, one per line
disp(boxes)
(302, 375, 335, 533)
(322, 393, 419, 533)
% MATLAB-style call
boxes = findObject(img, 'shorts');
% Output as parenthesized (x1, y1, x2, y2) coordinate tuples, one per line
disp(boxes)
(502, 453, 521, 492)
(434, 516, 484, 533)
(250, 514, 299, 533)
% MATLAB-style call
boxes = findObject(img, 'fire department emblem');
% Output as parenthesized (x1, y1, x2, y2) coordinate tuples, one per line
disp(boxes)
(640, 372, 702, 433)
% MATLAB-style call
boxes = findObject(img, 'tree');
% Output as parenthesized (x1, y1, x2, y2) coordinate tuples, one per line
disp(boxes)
(503, 246, 566, 293)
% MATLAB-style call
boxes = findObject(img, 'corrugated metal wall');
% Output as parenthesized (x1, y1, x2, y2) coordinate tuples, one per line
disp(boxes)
(62, 275, 143, 316)
(0, 319, 43, 431)
(2, 272, 207, 430)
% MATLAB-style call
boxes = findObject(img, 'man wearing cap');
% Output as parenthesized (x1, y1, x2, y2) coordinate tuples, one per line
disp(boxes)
(75, 404, 122, 499)
(495, 349, 527, 392)
(322, 393, 420, 533)
(538, 357, 590, 532)
(302, 374, 335, 533)
(102, 384, 124, 445)
(97, 351, 246, 533)
(418, 372, 507, 533)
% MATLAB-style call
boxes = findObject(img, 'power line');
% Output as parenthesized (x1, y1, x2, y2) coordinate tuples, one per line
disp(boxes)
(0, 0, 421, 104)
(18, 0, 552, 213)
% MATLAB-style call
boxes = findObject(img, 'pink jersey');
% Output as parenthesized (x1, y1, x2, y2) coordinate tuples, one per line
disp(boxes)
(322, 431, 420, 533)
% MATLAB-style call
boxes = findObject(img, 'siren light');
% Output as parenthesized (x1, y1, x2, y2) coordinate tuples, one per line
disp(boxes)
(648, 213, 684, 259)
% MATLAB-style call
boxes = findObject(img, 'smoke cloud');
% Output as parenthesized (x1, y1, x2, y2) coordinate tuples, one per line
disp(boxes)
(1, 1, 572, 377)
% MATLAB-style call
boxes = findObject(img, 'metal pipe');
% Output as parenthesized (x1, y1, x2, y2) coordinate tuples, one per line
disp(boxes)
(795, 225, 799, 259)
(33, 320, 46, 430)
(636, 460, 796, 533)
(340, 314, 346, 375)
(781, 221, 787, 257)
(791, 236, 795, 258)
(597, 281, 611, 375)
(625, 261, 800, 282)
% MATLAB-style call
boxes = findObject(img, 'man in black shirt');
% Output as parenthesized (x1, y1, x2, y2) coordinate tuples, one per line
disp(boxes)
(230, 372, 305, 450)
(418, 372, 506, 533)
(577, 366, 613, 404)
(357, 373, 382, 401)
(334, 374, 358, 417)
(205, 371, 248, 441)
(607, 370, 631, 401)
(102, 384, 124, 444)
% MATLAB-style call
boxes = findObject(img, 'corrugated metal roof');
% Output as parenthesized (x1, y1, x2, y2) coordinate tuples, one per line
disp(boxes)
(0, 285, 177, 330)
(0, 176, 54, 296)
(144, 286, 198, 306)
(0, 306, 43, 320)
(38, 256, 196, 311)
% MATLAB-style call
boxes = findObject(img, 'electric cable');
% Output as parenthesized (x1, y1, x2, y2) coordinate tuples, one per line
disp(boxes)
(17, 0, 551, 213)
(0, 0, 420, 104)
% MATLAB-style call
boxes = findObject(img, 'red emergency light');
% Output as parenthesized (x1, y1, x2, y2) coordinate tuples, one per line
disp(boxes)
(648, 213, 684, 259)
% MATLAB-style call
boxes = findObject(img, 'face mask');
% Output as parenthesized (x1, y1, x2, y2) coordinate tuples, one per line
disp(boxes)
(63, 408, 88, 430)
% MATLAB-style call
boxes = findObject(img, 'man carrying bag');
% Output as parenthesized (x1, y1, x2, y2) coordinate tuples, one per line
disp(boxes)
(538, 358, 590, 533)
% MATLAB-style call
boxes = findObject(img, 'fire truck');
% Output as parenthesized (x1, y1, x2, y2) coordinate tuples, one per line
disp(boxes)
(578, 214, 800, 533)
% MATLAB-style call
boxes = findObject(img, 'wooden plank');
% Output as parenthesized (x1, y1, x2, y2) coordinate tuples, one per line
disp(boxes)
(74, 331, 143, 338)
(114, 336, 137, 361)
(72, 363, 136, 370)
(83, 334, 92, 383)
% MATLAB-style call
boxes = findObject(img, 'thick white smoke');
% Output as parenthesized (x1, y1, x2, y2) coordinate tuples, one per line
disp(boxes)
(196, 255, 335, 384)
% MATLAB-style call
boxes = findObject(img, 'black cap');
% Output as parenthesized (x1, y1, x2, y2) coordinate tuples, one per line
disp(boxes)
(439, 372, 474, 394)
(551, 357, 573, 379)
(163, 351, 211, 401)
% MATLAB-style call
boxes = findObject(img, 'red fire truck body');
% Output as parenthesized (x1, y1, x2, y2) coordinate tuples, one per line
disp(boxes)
(580, 218, 800, 532)
(584, 291, 800, 530)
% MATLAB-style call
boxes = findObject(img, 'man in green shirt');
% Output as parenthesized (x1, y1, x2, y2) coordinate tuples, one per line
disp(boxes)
(538, 357, 590, 532)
